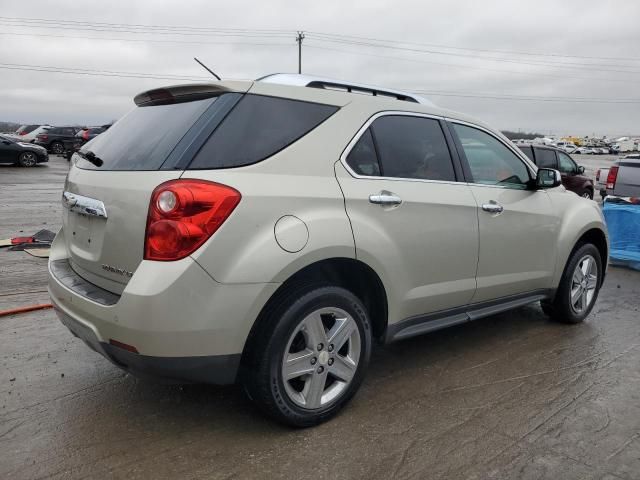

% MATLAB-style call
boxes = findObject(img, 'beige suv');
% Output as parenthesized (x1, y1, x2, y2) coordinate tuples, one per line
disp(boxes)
(48, 74, 608, 426)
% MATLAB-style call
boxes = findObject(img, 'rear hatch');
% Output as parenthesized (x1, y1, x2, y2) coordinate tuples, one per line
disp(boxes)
(613, 159, 640, 197)
(61, 83, 248, 294)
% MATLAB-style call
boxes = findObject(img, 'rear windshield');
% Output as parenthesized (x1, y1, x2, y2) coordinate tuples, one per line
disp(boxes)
(76, 97, 216, 170)
(16, 124, 39, 134)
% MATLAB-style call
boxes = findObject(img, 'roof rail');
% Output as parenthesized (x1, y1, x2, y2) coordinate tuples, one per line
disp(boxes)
(256, 73, 434, 106)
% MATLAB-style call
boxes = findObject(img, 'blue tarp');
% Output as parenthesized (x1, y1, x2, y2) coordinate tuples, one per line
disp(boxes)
(603, 200, 640, 271)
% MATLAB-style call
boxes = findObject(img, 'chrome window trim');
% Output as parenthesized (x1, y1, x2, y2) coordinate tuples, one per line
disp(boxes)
(339, 111, 465, 186)
(446, 118, 538, 189)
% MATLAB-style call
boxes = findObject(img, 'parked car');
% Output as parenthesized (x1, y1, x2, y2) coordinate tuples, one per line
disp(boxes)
(595, 168, 610, 199)
(35, 126, 80, 154)
(64, 125, 111, 160)
(574, 147, 595, 155)
(0, 134, 48, 166)
(517, 144, 595, 198)
(554, 141, 576, 153)
(7, 124, 52, 143)
(49, 75, 608, 427)
(606, 157, 640, 197)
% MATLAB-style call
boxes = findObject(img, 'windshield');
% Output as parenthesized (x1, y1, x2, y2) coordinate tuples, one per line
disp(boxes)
(75, 97, 216, 170)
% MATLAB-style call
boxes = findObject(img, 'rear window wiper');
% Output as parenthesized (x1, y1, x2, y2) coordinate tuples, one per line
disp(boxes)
(77, 150, 103, 167)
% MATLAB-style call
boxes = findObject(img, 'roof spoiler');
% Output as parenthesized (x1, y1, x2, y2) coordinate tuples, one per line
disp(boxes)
(134, 83, 247, 107)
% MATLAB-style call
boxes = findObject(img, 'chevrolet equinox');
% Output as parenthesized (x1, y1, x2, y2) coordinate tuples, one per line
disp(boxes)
(49, 74, 608, 426)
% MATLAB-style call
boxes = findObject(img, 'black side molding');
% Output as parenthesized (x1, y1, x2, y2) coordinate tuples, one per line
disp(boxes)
(386, 289, 553, 343)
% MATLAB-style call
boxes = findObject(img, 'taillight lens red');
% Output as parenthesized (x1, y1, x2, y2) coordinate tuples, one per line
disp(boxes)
(144, 179, 241, 261)
(82, 130, 90, 140)
(38, 134, 48, 141)
(606, 166, 619, 189)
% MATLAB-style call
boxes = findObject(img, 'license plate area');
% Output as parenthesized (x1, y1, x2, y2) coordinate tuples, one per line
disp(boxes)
(67, 211, 106, 260)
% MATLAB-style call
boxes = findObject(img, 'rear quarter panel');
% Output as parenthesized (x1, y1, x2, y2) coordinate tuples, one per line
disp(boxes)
(184, 101, 368, 285)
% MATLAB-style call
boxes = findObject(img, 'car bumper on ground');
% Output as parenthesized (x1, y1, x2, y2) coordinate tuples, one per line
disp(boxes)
(48, 239, 279, 384)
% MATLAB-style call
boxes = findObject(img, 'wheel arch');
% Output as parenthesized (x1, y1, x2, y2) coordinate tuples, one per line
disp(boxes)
(554, 223, 609, 290)
(240, 257, 388, 368)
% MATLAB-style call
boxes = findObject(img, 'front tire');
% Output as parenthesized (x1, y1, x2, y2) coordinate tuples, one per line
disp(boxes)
(243, 285, 372, 427)
(582, 189, 594, 199)
(541, 243, 602, 323)
(18, 152, 37, 167)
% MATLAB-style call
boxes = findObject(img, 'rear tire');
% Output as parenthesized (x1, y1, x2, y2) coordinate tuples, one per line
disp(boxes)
(541, 243, 602, 324)
(18, 152, 37, 167)
(51, 141, 64, 155)
(243, 285, 372, 427)
(582, 189, 593, 199)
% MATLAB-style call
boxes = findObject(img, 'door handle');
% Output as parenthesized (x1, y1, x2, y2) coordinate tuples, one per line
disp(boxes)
(482, 201, 504, 214)
(369, 191, 402, 206)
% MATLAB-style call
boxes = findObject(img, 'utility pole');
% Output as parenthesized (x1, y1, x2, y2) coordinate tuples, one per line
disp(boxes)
(296, 31, 305, 74)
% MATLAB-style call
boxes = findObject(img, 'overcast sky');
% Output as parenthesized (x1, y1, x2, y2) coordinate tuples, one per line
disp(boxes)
(1, 0, 639, 136)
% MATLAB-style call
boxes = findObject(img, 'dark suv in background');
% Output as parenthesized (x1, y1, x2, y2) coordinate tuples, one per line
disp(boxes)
(64, 125, 111, 160)
(518, 144, 594, 199)
(35, 126, 80, 154)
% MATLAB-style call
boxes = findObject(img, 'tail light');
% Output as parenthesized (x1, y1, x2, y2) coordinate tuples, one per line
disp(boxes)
(38, 134, 48, 141)
(19, 131, 27, 136)
(606, 166, 619, 189)
(144, 179, 241, 261)
(82, 130, 90, 140)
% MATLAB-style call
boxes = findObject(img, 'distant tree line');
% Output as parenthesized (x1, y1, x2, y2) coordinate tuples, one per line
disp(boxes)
(501, 130, 545, 140)
(0, 121, 21, 133)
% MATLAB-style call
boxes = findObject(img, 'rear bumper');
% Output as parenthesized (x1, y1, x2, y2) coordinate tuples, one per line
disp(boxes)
(55, 306, 241, 383)
(48, 234, 279, 384)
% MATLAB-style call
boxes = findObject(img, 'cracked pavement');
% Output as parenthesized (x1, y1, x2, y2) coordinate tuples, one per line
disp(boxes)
(1, 156, 639, 479)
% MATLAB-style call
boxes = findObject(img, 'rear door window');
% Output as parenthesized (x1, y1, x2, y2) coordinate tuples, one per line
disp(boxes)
(188, 95, 338, 169)
(76, 97, 217, 170)
(345, 129, 381, 176)
(533, 148, 558, 168)
(368, 115, 456, 181)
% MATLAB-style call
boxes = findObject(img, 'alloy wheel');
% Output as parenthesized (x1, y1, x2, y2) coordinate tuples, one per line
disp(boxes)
(281, 307, 361, 410)
(570, 254, 598, 314)
(20, 152, 36, 167)
(52, 142, 64, 154)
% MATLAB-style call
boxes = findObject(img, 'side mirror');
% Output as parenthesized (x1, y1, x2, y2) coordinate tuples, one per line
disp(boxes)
(577, 165, 585, 174)
(536, 168, 562, 189)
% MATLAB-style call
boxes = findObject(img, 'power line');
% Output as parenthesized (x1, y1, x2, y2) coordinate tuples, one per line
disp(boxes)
(0, 15, 293, 34)
(2, 61, 639, 104)
(410, 90, 640, 104)
(304, 35, 640, 74)
(304, 44, 640, 84)
(305, 30, 640, 63)
(4, 14, 638, 68)
(0, 30, 292, 47)
(0, 21, 291, 38)
(0, 62, 210, 81)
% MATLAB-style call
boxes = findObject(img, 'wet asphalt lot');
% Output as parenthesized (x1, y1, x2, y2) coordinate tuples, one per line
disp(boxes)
(1, 155, 639, 480)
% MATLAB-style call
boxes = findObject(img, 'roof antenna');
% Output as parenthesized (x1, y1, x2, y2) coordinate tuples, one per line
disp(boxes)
(193, 57, 221, 80)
